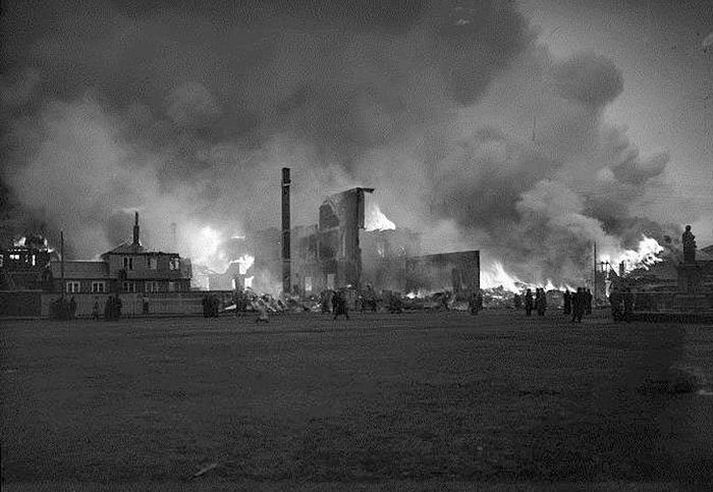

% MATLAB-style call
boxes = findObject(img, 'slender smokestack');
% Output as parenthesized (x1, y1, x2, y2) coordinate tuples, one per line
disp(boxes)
(60, 230, 65, 297)
(133, 211, 140, 245)
(281, 168, 291, 295)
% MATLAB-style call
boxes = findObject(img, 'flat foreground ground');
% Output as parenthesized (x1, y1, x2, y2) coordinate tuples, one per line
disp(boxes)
(2, 311, 713, 489)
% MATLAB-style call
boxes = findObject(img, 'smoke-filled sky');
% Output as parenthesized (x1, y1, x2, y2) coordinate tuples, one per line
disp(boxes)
(1, 0, 711, 284)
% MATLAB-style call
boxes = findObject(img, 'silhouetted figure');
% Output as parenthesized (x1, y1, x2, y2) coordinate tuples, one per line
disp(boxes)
(585, 289, 593, 315)
(104, 297, 113, 320)
(513, 294, 522, 310)
(69, 297, 77, 319)
(388, 293, 403, 314)
(524, 289, 533, 316)
(321, 290, 333, 314)
(563, 290, 571, 315)
(572, 288, 585, 323)
(92, 297, 100, 320)
(469, 290, 483, 315)
(256, 300, 269, 323)
(609, 288, 623, 322)
(535, 288, 547, 316)
(682, 225, 696, 263)
(333, 290, 349, 320)
(202, 295, 209, 317)
(623, 288, 634, 322)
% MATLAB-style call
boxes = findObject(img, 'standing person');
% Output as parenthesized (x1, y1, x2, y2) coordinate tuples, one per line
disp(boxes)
(469, 290, 482, 315)
(513, 293, 522, 310)
(609, 287, 623, 322)
(585, 289, 593, 315)
(572, 288, 584, 323)
(92, 297, 100, 320)
(623, 288, 634, 322)
(69, 296, 77, 319)
(537, 289, 547, 316)
(468, 291, 477, 315)
(333, 289, 349, 320)
(563, 290, 571, 315)
(114, 295, 122, 319)
(104, 296, 112, 320)
(524, 289, 533, 316)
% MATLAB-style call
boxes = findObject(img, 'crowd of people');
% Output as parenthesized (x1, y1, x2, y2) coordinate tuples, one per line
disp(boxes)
(515, 287, 597, 322)
(47, 283, 637, 323)
(522, 288, 549, 316)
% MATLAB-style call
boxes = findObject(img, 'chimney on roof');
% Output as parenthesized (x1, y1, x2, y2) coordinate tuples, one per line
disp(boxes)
(133, 212, 140, 245)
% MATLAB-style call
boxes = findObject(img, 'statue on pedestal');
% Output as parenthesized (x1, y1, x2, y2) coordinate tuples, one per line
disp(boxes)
(682, 225, 696, 263)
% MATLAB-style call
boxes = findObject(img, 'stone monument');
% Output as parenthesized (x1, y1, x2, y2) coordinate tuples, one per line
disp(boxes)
(682, 225, 696, 263)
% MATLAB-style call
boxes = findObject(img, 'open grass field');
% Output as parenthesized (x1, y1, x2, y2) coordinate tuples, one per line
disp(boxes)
(2, 310, 713, 490)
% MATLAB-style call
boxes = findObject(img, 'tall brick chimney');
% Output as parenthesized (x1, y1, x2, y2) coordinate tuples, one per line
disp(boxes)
(133, 211, 140, 245)
(281, 168, 291, 295)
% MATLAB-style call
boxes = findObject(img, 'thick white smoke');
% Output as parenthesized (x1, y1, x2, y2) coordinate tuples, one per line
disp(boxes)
(0, 0, 681, 284)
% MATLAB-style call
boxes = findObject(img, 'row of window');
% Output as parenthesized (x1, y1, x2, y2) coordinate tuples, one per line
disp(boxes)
(1, 253, 38, 266)
(121, 256, 180, 271)
(65, 281, 179, 293)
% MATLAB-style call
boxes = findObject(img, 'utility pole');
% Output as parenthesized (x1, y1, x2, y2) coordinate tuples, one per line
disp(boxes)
(60, 230, 65, 298)
(593, 242, 597, 306)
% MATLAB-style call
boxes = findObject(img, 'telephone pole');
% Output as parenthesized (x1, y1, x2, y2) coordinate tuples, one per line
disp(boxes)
(593, 242, 598, 305)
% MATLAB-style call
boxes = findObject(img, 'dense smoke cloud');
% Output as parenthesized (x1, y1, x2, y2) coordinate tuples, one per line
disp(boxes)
(0, 0, 679, 283)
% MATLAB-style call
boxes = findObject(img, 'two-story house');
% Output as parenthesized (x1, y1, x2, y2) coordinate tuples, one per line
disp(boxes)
(51, 213, 191, 294)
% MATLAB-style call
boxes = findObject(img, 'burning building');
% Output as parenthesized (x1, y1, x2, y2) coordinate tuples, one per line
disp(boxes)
(0, 235, 53, 291)
(225, 183, 480, 298)
(0, 213, 195, 317)
(58, 212, 193, 295)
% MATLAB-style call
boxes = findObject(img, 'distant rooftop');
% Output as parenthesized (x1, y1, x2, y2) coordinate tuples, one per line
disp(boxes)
(50, 261, 111, 279)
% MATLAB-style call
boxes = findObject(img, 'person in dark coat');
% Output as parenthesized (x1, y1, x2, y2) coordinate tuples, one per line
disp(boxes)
(333, 290, 349, 320)
(536, 289, 547, 316)
(513, 293, 522, 310)
(92, 297, 100, 320)
(524, 289, 533, 316)
(585, 289, 593, 315)
(572, 288, 584, 323)
(69, 296, 77, 319)
(201, 295, 207, 317)
(623, 288, 634, 322)
(321, 290, 332, 314)
(104, 296, 116, 320)
(563, 290, 571, 315)
(609, 287, 623, 322)
(114, 295, 122, 318)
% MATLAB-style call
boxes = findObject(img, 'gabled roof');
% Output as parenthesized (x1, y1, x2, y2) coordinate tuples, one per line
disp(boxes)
(50, 261, 112, 279)
(101, 241, 180, 257)
(103, 241, 147, 255)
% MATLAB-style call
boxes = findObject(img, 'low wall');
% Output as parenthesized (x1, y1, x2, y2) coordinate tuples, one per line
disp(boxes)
(0, 291, 43, 317)
(39, 291, 235, 318)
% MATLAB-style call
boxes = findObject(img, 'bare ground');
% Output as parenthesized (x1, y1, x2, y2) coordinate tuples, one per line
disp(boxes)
(2, 310, 712, 489)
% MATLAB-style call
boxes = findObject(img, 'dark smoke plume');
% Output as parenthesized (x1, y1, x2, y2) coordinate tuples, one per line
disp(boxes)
(0, 0, 677, 283)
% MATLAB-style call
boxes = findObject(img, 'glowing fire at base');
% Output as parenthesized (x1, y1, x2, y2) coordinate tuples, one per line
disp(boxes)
(482, 236, 665, 294)
(232, 254, 255, 275)
(602, 236, 664, 274)
(365, 202, 396, 232)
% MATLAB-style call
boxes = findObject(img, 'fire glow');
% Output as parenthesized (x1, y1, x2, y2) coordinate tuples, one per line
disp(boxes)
(480, 262, 572, 293)
(233, 254, 255, 275)
(365, 202, 396, 232)
(184, 225, 229, 273)
(601, 236, 664, 274)
(482, 235, 665, 293)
